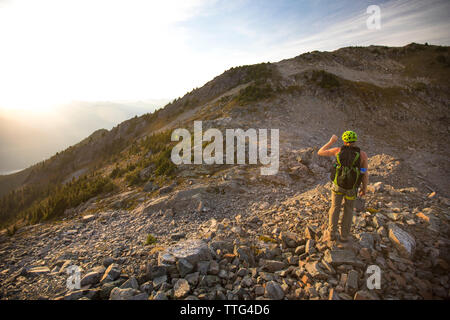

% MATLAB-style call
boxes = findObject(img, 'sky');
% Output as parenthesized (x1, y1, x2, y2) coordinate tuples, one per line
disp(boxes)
(0, 0, 449, 114)
(0, 0, 449, 172)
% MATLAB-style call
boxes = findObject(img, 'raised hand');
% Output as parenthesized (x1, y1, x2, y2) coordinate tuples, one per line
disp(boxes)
(329, 134, 338, 144)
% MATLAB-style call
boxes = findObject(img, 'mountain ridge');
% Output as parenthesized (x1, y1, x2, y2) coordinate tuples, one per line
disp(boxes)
(0, 42, 449, 300)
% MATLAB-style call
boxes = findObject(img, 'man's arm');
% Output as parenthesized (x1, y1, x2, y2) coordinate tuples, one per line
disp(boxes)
(359, 151, 369, 196)
(317, 135, 340, 157)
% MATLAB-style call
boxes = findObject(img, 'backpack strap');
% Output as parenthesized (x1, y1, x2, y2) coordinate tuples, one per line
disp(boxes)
(332, 153, 342, 186)
(351, 152, 360, 190)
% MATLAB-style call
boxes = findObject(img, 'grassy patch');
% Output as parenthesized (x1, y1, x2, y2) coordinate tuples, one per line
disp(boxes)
(367, 207, 379, 214)
(234, 83, 274, 105)
(310, 70, 340, 89)
(145, 234, 158, 245)
(258, 235, 278, 244)
(24, 174, 116, 224)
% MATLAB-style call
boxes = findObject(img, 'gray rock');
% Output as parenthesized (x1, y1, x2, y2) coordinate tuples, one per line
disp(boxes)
(234, 245, 255, 266)
(185, 272, 200, 286)
(208, 260, 219, 275)
(140, 281, 153, 293)
(236, 268, 248, 277)
(265, 281, 284, 300)
(159, 185, 174, 195)
(153, 275, 168, 290)
(209, 240, 234, 253)
(218, 269, 228, 279)
(120, 276, 139, 290)
(80, 266, 105, 286)
(131, 293, 149, 300)
(196, 261, 210, 275)
(149, 265, 167, 279)
(345, 270, 359, 292)
(158, 253, 176, 265)
(176, 258, 194, 277)
(174, 279, 190, 299)
(358, 232, 375, 249)
(64, 290, 85, 300)
(99, 280, 124, 299)
(143, 181, 155, 192)
(305, 261, 328, 280)
(161, 239, 211, 266)
(202, 275, 219, 287)
(102, 257, 114, 268)
(260, 259, 286, 272)
(109, 287, 140, 300)
(151, 291, 168, 300)
(100, 263, 121, 283)
(279, 231, 300, 248)
(388, 224, 416, 258)
(324, 249, 357, 266)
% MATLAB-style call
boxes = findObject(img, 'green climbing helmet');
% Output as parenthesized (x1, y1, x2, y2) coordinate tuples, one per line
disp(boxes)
(342, 130, 357, 143)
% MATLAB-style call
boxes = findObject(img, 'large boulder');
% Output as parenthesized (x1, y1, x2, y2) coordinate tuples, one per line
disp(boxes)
(323, 249, 358, 266)
(159, 240, 211, 268)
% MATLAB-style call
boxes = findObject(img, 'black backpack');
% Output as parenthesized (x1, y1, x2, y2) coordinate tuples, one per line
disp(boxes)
(330, 145, 362, 190)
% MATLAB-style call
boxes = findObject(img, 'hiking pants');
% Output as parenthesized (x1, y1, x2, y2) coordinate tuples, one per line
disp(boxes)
(328, 184, 357, 238)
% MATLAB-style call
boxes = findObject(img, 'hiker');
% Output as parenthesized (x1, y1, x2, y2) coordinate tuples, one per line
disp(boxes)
(317, 131, 368, 242)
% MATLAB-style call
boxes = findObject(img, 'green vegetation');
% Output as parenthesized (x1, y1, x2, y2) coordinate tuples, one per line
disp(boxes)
(124, 170, 142, 186)
(145, 234, 158, 245)
(24, 174, 115, 224)
(310, 70, 340, 89)
(0, 184, 48, 227)
(137, 131, 177, 179)
(107, 130, 177, 187)
(235, 83, 274, 105)
(367, 207, 379, 214)
(242, 63, 275, 82)
(258, 235, 278, 244)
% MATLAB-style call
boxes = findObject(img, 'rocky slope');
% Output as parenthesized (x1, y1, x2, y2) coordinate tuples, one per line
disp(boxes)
(0, 153, 448, 300)
(0, 43, 449, 300)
